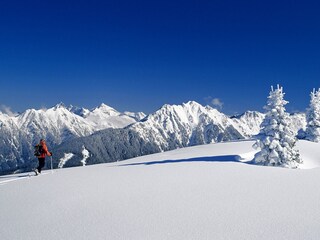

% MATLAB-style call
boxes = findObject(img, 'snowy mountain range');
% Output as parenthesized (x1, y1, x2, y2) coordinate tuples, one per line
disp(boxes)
(0, 103, 145, 173)
(51, 101, 306, 170)
(0, 101, 306, 174)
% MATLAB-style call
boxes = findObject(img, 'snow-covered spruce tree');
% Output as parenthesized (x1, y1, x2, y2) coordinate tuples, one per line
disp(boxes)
(253, 85, 301, 168)
(305, 88, 320, 142)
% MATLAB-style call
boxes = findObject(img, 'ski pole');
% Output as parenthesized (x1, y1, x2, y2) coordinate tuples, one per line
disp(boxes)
(50, 156, 53, 174)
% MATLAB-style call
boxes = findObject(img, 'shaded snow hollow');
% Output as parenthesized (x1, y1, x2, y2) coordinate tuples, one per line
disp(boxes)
(0, 140, 320, 240)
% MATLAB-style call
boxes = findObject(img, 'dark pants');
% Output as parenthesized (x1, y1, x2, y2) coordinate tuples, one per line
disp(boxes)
(37, 158, 45, 173)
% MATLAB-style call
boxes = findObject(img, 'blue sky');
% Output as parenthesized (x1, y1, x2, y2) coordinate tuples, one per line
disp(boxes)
(0, 0, 320, 115)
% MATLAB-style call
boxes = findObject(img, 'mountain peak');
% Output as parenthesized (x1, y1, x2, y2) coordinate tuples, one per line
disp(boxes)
(94, 103, 117, 113)
(184, 100, 201, 107)
(231, 110, 264, 119)
(158, 101, 202, 112)
(182, 101, 205, 112)
(53, 102, 66, 109)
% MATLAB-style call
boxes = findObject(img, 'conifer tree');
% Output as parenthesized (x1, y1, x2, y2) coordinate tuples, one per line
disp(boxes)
(253, 85, 301, 167)
(305, 88, 320, 142)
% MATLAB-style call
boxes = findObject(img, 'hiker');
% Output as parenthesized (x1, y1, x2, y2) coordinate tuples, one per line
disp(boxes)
(34, 139, 52, 175)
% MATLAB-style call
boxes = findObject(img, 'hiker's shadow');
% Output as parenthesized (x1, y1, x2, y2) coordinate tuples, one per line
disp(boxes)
(120, 155, 254, 167)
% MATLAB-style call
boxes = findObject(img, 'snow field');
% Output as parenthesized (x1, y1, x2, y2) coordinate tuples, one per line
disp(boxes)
(0, 140, 320, 240)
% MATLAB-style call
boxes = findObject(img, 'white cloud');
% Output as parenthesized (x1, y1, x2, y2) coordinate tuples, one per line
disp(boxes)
(204, 96, 224, 110)
(0, 105, 17, 117)
(211, 98, 224, 109)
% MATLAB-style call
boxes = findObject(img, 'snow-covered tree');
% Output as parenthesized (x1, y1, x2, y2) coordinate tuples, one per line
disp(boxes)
(253, 85, 301, 168)
(305, 88, 320, 142)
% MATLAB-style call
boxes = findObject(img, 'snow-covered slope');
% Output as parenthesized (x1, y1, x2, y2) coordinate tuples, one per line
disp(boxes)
(131, 101, 247, 149)
(17, 104, 93, 144)
(68, 105, 91, 117)
(231, 111, 265, 137)
(290, 112, 307, 136)
(0, 112, 27, 171)
(123, 111, 146, 121)
(15, 103, 144, 145)
(1, 140, 320, 240)
(84, 103, 138, 130)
